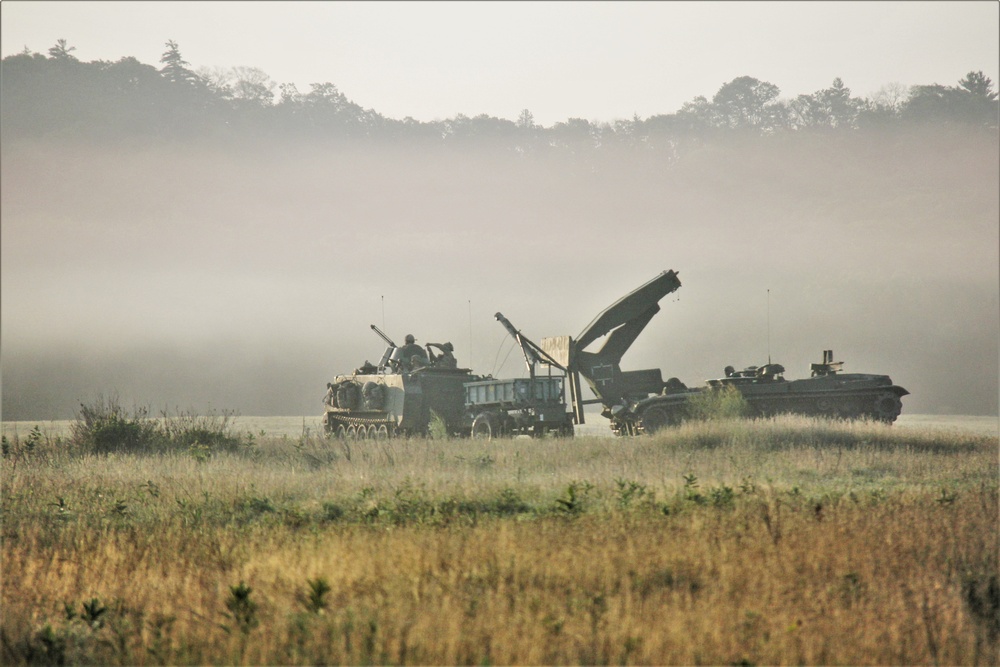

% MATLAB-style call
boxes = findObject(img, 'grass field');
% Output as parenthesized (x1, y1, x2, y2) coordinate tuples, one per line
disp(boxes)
(2, 414, 997, 665)
(4, 412, 998, 440)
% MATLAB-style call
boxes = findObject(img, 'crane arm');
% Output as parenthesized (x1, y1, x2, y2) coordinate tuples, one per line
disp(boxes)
(495, 312, 567, 375)
(574, 270, 681, 361)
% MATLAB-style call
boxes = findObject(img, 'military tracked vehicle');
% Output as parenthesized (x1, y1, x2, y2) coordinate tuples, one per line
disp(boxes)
(539, 270, 909, 435)
(322, 326, 479, 438)
(623, 349, 909, 435)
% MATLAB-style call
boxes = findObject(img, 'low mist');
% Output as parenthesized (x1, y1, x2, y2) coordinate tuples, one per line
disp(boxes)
(2, 128, 997, 419)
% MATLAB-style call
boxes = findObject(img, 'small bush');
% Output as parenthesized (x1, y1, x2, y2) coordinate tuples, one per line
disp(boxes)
(428, 410, 450, 439)
(301, 578, 332, 615)
(556, 481, 594, 515)
(70, 395, 252, 456)
(161, 409, 249, 453)
(71, 395, 161, 454)
(2, 426, 67, 462)
(223, 582, 259, 636)
(684, 385, 751, 422)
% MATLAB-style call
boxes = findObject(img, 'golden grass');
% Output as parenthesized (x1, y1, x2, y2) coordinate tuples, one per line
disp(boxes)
(2, 415, 997, 665)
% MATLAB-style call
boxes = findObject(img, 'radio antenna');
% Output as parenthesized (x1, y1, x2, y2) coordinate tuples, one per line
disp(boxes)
(767, 289, 771, 364)
(381, 295, 385, 330)
(468, 299, 473, 368)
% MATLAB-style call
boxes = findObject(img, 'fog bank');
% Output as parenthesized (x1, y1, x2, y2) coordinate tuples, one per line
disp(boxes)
(2, 129, 997, 419)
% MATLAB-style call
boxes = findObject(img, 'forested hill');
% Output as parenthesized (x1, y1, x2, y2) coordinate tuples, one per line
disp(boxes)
(2, 40, 997, 147)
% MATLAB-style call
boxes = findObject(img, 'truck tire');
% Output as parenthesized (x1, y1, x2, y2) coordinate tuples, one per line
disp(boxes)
(639, 405, 672, 434)
(471, 413, 498, 440)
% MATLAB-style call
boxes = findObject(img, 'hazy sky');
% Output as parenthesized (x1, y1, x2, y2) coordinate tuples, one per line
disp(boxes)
(2, 1, 997, 126)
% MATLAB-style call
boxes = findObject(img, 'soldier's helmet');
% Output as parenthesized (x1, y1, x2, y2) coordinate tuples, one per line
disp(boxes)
(405, 334, 416, 344)
(443, 342, 454, 352)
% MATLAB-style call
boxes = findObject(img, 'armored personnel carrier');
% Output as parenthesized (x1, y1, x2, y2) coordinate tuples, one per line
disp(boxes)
(322, 326, 479, 438)
(540, 270, 909, 435)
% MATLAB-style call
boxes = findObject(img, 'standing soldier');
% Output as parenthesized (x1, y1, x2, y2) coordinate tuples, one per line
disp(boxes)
(427, 342, 457, 368)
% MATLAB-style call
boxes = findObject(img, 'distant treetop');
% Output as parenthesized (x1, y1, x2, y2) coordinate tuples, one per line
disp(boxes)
(2, 40, 996, 145)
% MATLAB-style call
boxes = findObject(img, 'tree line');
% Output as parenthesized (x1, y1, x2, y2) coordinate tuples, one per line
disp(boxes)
(2, 39, 997, 149)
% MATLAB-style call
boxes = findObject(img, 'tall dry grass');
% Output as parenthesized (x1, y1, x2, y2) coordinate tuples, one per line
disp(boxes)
(2, 415, 997, 665)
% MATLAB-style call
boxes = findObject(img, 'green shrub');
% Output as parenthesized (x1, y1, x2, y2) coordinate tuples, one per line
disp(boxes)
(223, 582, 259, 637)
(70, 395, 253, 456)
(2, 426, 66, 461)
(684, 385, 751, 421)
(161, 409, 249, 453)
(71, 395, 161, 454)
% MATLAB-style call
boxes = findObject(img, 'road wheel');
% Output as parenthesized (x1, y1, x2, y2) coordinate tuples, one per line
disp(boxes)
(375, 424, 389, 439)
(335, 424, 347, 439)
(639, 405, 671, 434)
(346, 424, 358, 439)
(471, 413, 497, 440)
(873, 392, 902, 423)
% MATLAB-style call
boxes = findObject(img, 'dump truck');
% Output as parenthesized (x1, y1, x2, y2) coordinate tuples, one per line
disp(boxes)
(464, 313, 574, 439)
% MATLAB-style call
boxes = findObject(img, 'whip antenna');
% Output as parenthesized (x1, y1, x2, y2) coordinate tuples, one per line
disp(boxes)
(381, 295, 385, 330)
(767, 289, 771, 365)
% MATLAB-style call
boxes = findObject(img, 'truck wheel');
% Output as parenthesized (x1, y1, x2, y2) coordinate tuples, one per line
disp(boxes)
(472, 413, 497, 440)
(639, 405, 672, 434)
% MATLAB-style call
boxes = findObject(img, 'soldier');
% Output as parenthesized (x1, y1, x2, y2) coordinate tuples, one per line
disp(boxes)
(323, 382, 335, 407)
(427, 342, 457, 368)
(354, 360, 377, 375)
(398, 334, 428, 370)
